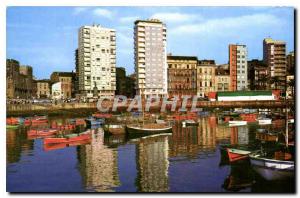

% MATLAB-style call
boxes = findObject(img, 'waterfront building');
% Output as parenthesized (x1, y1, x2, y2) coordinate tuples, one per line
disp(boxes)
(263, 38, 286, 90)
(229, 44, 248, 91)
(136, 135, 169, 192)
(50, 72, 75, 99)
(286, 75, 294, 99)
(78, 24, 116, 98)
(51, 82, 62, 100)
(6, 59, 34, 99)
(197, 60, 216, 97)
(248, 59, 268, 90)
(116, 67, 127, 96)
(215, 75, 230, 91)
(286, 51, 295, 75)
(167, 55, 197, 97)
(35, 79, 51, 98)
(74, 49, 79, 97)
(134, 19, 168, 98)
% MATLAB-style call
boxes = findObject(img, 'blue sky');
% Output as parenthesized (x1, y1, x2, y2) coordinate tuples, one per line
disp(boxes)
(7, 6, 294, 79)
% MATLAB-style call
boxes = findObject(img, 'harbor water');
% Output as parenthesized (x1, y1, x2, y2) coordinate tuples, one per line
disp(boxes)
(6, 115, 295, 192)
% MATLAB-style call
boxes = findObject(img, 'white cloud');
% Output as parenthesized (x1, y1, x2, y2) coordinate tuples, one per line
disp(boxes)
(150, 12, 200, 23)
(169, 13, 283, 36)
(93, 8, 113, 19)
(73, 7, 89, 15)
(119, 16, 139, 23)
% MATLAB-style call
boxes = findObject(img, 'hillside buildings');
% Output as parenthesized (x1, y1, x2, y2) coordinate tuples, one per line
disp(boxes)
(78, 24, 116, 98)
(134, 19, 168, 98)
(50, 72, 75, 99)
(35, 79, 52, 98)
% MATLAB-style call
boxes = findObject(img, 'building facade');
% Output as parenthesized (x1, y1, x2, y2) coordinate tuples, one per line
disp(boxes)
(134, 19, 168, 98)
(167, 55, 197, 97)
(286, 51, 295, 75)
(248, 59, 268, 90)
(229, 44, 248, 91)
(215, 75, 230, 91)
(36, 79, 51, 98)
(78, 25, 116, 98)
(263, 38, 286, 90)
(50, 72, 75, 99)
(197, 60, 216, 97)
(6, 59, 34, 99)
(116, 67, 127, 96)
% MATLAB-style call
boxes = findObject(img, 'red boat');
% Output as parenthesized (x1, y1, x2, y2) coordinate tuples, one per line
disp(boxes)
(44, 132, 91, 144)
(27, 129, 58, 137)
(31, 118, 48, 124)
(51, 122, 76, 130)
(92, 113, 112, 119)
(75, 119, 86, 126)
(44, 139, 91, 151)
(227, 148, 252, 163)
(6, 117, 19, 125)
(240, 114, 257, 122)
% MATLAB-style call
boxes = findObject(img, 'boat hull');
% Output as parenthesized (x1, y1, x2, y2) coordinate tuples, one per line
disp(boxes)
(228, 121, 247, 126)
(250, 155, 294, 180)
(227, 148, 251, 162)
(126, 125, 172, 134)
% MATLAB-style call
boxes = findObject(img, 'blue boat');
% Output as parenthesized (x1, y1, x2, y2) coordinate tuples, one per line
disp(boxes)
(85, 117, 104, 127)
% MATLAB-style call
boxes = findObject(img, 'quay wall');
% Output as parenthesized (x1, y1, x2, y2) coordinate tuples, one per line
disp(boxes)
(6, 100, 292, 117)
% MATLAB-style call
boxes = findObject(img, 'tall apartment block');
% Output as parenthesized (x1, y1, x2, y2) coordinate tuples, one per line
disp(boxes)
(263, 38, 286, 90)
(134, 19, 168, 98)
(229, 44, 248, 91)
(78, 25, 116, 98)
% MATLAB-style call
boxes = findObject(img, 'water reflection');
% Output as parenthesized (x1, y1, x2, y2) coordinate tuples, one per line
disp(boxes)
(135, 135, 170, 192)
(77, 128, 120, 192)
(6, 115, 294, 192)
(7, 127, 33, 164)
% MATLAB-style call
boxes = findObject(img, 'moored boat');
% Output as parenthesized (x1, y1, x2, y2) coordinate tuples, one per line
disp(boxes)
(127, 123, 172, 134)
(6, 125, 19, 129)
(257, 118, 272, 125)
(85, 117, 104, 127)
(27, 129, 58, 137)
(44, 132, 91, 144)
(228, 120, 247, 126)
(227, 148, 252, 163)
(249, 152, 294, 181)
(104, 124, 125, 135)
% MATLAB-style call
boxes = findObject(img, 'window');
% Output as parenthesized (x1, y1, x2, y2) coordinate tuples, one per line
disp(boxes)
(96, 58, 100, 61)
(102, 49, 105, 53)
(102, 67, 106, 71)
(97, 77, 100, 80)
(96, 45, 100, 48)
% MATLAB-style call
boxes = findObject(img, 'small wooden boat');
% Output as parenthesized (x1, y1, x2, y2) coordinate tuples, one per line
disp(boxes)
(6, 125, 19, 129)
(249, 152, 294, 180)
(104, 124, 125, 135)
(27, 129, 58, 137)
(256, 131, 278, 142)
(228, 120, 247, 126)
(44, 132, 91, 144)
(92, 113, 112, 119)
(85, 117, 104, 127)
(227, 148, 252, 163)
(127, 123, 172, 134)
(44, 139, 91, 151)
(51, 123, 76, 130)
(6, 117, 20, 125)
(257, 118, 272, 125)
(182, 119, 198, 127)
(31, 118, 48, 124)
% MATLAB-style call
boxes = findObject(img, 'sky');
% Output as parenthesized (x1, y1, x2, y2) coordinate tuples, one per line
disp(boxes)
(6, 6, 294, 79)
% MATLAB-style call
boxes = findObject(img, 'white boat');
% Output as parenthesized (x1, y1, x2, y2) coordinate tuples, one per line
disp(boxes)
(126, 123, 172, 134)
(228, 120, 247, 126)
(257, 118, 272, 125)
(288, 119, 294, 124)
(182, 119, 198, 126)
(249, 153, 294, 181)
